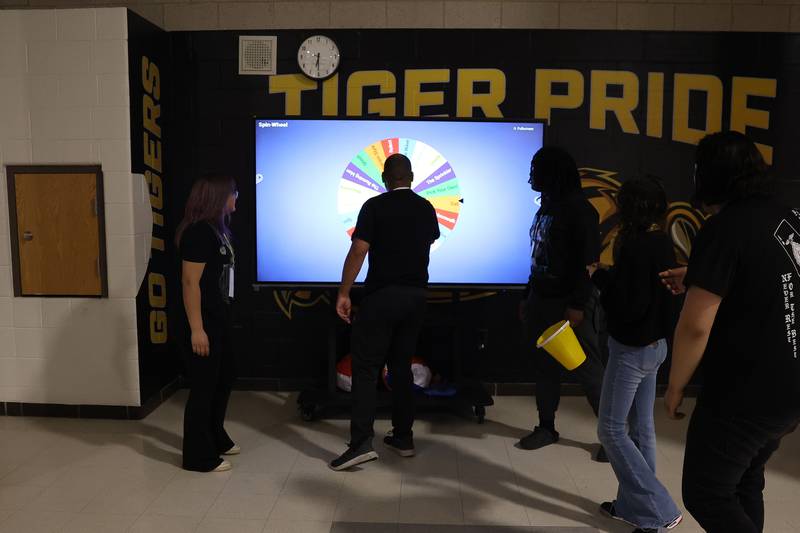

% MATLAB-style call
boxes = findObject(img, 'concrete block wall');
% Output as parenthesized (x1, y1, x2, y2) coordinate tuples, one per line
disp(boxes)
(2, 0, 800, 32)
(0, 8, 150, 406)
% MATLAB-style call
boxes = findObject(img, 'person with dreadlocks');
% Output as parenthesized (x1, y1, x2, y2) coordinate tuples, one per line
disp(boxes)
(590, 176, 683, 532)
(518, 146, 608, 461)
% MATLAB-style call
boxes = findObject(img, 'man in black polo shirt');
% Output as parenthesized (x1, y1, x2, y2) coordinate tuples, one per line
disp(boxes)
(330, 153, 440, 471)
(666, 131, 800, 532)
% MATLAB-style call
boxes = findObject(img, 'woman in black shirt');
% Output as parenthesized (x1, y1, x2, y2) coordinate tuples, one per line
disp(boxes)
(592, 177, 682, 532)
(176, 175, 239, 472)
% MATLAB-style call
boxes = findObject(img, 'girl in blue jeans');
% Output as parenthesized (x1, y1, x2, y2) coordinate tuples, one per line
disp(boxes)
(591, 177, 683, 533)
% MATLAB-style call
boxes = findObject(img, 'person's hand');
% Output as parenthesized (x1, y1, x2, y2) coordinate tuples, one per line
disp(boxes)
(191, 329, 210, 357)
(660, 267, 688, 295)
(565, 307, 584, 328)
(665, 386, 686, 420)
(336, 292, 352, 323)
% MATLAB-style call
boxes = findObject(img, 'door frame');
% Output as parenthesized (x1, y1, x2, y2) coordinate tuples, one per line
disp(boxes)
(5, 165, 108, 298)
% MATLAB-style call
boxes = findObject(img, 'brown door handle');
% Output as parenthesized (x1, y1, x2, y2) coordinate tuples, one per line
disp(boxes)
(22, 231, 33, 241)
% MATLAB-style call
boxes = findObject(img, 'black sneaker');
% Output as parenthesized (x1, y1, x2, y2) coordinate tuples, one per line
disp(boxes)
(329, 441, 378, 471)
(595, 445, 609, 463)
(383, 434, 415, 457)
(518, 426, 559, 450)
(599, 502, 636, 527)
(665, 514, 683, 529)
(631, 516, 682, 532)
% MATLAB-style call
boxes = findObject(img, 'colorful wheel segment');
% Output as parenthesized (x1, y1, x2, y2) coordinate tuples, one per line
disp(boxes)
(337, 138, 461, 251)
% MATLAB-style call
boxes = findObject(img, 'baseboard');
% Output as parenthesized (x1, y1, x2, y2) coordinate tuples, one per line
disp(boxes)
(493, 382, 701, 397)
(0, 379, 700, 420)
(0, 377, 182, 420)
(132, 377, 183, 419)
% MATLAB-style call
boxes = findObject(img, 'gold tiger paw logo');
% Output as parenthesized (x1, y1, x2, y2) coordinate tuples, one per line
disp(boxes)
(579, 168, 707, 266)
(666, 202, 707, 265)
(580, 168, 623, 266)
(274, 289, 331, 319)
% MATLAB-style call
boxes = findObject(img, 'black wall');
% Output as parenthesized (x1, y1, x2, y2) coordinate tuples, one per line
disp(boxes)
(129, 11, 181, 408)
(167, 29, 800, 387)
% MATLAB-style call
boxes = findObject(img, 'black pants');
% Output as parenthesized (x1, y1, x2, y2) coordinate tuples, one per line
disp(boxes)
(350, 286, 427, 447)
(182, 311, 236, 472)
(682, 402, 800, 533)
(524, 291, 605, 423)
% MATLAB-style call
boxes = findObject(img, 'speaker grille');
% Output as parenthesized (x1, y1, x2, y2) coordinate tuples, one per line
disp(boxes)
(239, 36, 277, 76)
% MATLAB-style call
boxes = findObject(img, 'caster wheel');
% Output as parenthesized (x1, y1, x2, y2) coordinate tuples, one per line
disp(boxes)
(300, 405, 316, 422)
(474, 406, 485, 424)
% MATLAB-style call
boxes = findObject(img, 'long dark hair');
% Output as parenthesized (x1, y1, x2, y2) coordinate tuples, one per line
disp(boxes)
(175, 174, 237, 246)
(613, 176, 668, 263)
(531, 146, 582, 200)
(694, 131, 772, 206)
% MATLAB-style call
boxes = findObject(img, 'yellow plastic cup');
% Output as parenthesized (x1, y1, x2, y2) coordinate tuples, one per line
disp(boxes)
(536, 320, 587, 371)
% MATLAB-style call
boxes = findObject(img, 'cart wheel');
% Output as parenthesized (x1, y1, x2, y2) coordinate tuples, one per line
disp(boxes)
(474, 405, 485, 424)
(300, 404, 316, 422)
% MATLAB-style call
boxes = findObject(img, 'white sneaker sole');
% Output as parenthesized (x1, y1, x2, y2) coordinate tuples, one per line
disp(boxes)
(212, 460, 232, 472)
(223, 444, 241, 455)
(600, 505, 682, 531)
(329, 451, 378, 471)
(666, 515, 683, 529)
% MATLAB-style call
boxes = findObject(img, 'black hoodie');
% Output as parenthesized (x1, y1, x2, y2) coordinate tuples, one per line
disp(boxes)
(523, 191, 600, 309)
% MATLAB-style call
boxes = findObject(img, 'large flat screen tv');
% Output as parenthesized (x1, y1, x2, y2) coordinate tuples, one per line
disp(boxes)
(254, 118, 544, 287)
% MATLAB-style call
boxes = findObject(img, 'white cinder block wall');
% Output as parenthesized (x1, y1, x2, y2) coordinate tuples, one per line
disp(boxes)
(32, 0, 800, 33)
(4, 0, 800, 32)
(0, 8, 151, 407)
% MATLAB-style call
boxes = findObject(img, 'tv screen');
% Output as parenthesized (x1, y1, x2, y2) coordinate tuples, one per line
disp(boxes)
(254, 118, 544, 287)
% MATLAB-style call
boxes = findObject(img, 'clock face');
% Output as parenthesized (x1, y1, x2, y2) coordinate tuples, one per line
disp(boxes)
(297, 35, 340, 80)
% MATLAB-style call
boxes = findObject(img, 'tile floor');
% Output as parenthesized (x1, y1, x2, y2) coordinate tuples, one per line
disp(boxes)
(0, 393, 798, 532)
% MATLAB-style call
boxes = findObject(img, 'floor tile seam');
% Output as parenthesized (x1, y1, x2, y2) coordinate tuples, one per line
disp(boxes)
(505, 439, 591, 528)
(257, 481, 285, 526)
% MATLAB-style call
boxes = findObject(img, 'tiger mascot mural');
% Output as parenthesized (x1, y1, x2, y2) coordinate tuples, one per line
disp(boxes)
(580, 168, 707, 266)
(273, 168, 707, 319)
(273, 289, 331, 320)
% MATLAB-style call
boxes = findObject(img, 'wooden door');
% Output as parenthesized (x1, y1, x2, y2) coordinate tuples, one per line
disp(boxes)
(7, 166, 107, 297)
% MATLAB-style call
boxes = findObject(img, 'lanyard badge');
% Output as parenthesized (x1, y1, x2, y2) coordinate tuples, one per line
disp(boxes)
(209, 224, 236, 301)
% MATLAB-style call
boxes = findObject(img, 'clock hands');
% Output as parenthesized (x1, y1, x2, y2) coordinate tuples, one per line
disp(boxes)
(298, 36, 339, 79)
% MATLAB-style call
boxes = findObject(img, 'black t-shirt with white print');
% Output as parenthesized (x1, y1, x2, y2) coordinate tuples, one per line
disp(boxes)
(179, 222, 233, 318)
(685, 197, 800, 417)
